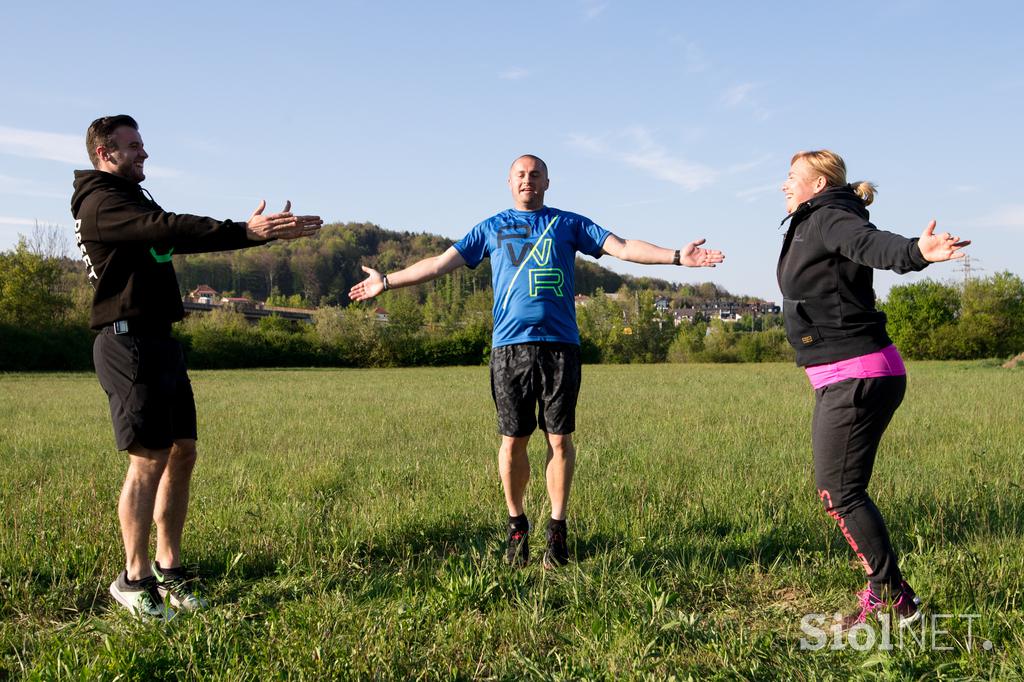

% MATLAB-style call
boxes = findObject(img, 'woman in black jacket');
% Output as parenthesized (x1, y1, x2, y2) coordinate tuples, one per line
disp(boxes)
(778, 149, 969, 628)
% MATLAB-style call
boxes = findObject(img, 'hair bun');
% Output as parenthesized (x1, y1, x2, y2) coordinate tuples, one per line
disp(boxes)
(851, 181, 877, 206)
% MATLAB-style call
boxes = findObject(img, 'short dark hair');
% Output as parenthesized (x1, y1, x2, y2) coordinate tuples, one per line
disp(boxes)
(86, 115, 139, 168)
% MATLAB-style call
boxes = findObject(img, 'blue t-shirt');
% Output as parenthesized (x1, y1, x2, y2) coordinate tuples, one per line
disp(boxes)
(454, 206, 611, 348)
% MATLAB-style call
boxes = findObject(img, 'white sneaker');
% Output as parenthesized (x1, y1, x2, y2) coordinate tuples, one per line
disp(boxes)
(109, 571, 174, 620)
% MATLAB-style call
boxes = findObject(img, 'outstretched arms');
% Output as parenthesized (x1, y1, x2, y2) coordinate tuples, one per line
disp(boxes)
(349, 246, 467, 301)
(601, 235, 724, 267)
(916, 220, 970, 263)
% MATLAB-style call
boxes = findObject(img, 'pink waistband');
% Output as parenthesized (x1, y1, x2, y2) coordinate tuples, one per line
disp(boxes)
(804, 345, 906, 389)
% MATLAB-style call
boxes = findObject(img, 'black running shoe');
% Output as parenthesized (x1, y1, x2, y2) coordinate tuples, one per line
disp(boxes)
(506, 518, 530, 567)
(542, 519, 569, 569)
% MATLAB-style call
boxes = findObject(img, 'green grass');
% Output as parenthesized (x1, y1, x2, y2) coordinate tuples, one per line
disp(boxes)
(1, 362, 1022, 680)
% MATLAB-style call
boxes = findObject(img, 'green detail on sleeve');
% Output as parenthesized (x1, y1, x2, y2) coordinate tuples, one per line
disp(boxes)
(149, 247, 175, 263)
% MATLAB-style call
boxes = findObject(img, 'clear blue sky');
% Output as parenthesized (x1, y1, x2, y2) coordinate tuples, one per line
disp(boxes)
(2, 0, 1021, 302)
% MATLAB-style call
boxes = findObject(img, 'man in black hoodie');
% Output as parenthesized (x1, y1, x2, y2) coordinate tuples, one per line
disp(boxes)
(72, 115, 322, 619)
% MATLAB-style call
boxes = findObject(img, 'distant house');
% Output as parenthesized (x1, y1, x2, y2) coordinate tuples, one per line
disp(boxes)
(654, 296, 670, 312)
(186, 284, 219, 305)
(672, 308, 698, 326)
(374, 306, 389, 323)
(574, 294, 592, 307)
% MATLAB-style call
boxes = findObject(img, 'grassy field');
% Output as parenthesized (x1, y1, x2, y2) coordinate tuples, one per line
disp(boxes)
(1, 362, 1022, 680)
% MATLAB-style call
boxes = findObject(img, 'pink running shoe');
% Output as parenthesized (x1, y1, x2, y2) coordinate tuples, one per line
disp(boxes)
(841, 581, 922, 629)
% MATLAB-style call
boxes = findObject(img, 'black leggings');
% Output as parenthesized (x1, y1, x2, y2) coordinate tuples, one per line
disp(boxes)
(812, 375, 907, 590)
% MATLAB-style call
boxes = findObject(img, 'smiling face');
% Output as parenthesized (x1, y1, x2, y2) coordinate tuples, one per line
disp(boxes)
(97, 126, 148, 183)
(781, 157, 826, 214)
(508, 155, 549, 211)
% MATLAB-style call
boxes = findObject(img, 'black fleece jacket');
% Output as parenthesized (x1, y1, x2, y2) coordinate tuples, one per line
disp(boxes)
(71, 170, 260, 330)
(777, 185, 930, 367)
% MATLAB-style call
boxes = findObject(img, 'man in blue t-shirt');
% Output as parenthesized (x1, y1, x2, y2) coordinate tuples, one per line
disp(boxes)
(350, 155, 724, 568)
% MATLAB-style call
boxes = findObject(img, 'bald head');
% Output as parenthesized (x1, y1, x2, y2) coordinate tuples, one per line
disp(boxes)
(508, 155, 550, 211)
(510, 154, 548, 175)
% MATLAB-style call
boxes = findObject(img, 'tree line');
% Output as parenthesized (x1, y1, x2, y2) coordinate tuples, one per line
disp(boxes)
(2, 224, 1021, 370)
(173, 222, 738, 309)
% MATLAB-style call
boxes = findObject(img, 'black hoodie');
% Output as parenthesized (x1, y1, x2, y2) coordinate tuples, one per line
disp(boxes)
(71, 170, 258, 330)
(777, 185, 930, 367)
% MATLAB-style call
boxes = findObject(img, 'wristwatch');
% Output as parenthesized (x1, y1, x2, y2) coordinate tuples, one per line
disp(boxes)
(672, 249, 681, 266)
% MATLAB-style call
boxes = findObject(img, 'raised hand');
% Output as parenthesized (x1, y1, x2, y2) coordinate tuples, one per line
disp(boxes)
(349, 265, 385, 301)
(246, 200, 323, 241)
(680, 238, 725, 268)
(917, 220, 970, 262)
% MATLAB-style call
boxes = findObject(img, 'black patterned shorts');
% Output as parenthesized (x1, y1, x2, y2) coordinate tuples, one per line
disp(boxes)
(489, 342, 581, 437)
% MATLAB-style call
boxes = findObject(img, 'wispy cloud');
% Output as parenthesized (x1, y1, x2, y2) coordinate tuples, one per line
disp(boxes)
(0, 124, 183, 178)
(499, 67, 530, 81)
(735, 183, 779, 203)
(0, 216, 40, 227)
(0, 126, 85, 164)
(666, 36, 709, 74)
(579, 0, 609, 20)
(970, 204, 1024, 230)
(0, 174, 66, 199)
(621, 149, 716, 191)
(566, 133, 609, 155)
(721, 83, 756, 108)
(726, 154, 773, 174)
(720, 83, 772, 120)
(567, 126, 717, 191)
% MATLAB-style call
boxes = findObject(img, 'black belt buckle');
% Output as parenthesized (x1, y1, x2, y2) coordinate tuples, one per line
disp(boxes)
(113, 320, 129, 335)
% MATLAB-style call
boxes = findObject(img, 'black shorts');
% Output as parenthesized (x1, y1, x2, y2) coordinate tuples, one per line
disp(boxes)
(93, 329, 197, 451)
(489, 343, 582, 437)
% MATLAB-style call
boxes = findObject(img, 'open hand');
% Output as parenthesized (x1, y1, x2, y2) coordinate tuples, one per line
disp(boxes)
(349, 265, 384, 301)
(246, 200, 323, 241)
(680, 238, 725, 267)
(917, 220, 970, 262)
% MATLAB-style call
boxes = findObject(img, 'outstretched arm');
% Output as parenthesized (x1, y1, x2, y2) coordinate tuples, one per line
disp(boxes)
(820, 210, 969, 273)
(141, 199, 324, 255)
(601, 234, 724, 267)
(349, 246, 467, 301)
(916, 220, 971, 263)
(245, 200, 323, 241)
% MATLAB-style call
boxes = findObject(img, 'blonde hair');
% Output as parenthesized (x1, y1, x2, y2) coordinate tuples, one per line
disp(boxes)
(791, 149, 877, 206)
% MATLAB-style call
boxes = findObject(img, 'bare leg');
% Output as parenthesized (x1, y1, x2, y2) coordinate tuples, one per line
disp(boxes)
(498, 435, 531, 517)
(544, 432, 576, 521)
(119, 444, 170, 580)
(154, 438, 197, 570)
